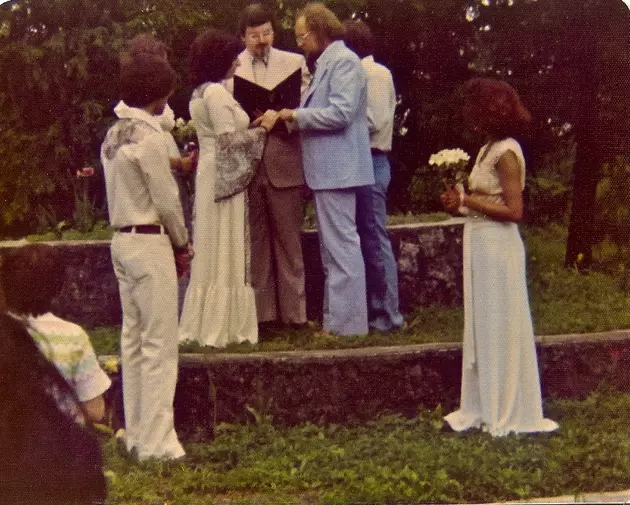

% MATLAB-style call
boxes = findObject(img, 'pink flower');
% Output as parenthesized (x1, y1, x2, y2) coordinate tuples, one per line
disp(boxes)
(77, 166, 95, 178)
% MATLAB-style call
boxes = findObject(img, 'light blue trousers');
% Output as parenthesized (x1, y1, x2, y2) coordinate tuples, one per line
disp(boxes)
(356, 153, 404, 332)
(314, 189, 368, 336)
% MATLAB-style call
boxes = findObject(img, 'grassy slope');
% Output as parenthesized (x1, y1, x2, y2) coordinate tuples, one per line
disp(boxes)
(103, 390, 630, 504)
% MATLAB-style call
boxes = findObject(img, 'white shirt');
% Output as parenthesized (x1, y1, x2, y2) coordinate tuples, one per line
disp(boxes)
(27, 313, 112, 403)
(101, 106, 188, 247)
(362, 55, 396, 152)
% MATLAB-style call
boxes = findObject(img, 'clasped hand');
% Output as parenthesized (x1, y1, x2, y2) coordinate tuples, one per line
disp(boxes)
(251, 109, 296, 131)
(174, 243, 194, 278)
(440, 186, 462, 214)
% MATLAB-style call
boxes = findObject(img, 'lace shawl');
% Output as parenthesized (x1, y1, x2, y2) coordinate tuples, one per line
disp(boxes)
(214, 128, 267, 202)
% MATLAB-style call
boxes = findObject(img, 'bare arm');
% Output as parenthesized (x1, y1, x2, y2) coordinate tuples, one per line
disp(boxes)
(81, 395, 106, 423)
(463, 150, 524, 222)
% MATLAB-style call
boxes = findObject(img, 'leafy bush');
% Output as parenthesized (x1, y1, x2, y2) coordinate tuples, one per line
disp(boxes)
(525, 176, 570, 226)
(407, 165, 448, 214)
(594, 157, 630, 253)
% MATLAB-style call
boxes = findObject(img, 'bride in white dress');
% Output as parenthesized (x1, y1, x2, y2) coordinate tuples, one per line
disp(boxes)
(441, 78, 558, 437)
(179, 29, 277, 347)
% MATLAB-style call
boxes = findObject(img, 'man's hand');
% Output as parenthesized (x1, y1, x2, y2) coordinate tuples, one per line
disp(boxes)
(440, 186, 461, 214)
(174, 243, 194, 278)
(179, 151, 198, 173)
(251, 109, 280, 131)
(277, 108, 296, 122)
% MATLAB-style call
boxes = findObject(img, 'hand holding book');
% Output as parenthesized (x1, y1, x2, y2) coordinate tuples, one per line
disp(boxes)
(234, 69, 301, 133)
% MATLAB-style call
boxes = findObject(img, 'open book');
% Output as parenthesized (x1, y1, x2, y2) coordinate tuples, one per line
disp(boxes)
(234, 68, 302, 133)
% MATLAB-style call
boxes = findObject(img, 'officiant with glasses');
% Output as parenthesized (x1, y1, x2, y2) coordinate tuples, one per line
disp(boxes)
(228, 3, 311, 332)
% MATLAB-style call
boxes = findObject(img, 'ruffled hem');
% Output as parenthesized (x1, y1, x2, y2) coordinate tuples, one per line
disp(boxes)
(179, 283, 258, 348)
(444, 410, 559, 437)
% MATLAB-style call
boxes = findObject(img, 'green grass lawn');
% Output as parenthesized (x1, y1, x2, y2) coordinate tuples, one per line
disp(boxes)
(90, 224, 630, 356)
(102, 389, 630, 504)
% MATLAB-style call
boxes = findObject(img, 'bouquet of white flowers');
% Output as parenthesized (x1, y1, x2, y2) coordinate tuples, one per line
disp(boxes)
(428, 148, 470, 189)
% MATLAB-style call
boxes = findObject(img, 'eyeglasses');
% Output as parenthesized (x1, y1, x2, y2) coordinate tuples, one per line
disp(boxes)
(295, 31, 311, 44)
(246, 30, 273, 42)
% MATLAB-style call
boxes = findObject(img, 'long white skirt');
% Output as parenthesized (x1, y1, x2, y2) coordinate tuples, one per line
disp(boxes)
(444, 219, 558, 436)
(178, 138, 258, 348)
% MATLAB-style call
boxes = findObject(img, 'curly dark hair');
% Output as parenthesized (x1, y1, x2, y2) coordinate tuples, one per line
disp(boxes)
(0, 244, 65, 316)
(343, 20, 375, 59)
(119, 52, 177, 108)
(121, 33, 168, 63)
(462, 77, 532, 139)
(238, 3, 278, 36)
(188, 29, 243, 87)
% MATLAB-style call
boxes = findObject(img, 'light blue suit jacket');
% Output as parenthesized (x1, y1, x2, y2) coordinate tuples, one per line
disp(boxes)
(295, 41, 375, 190)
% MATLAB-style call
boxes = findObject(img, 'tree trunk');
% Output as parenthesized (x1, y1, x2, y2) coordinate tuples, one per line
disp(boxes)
(564, 55, 599, 270)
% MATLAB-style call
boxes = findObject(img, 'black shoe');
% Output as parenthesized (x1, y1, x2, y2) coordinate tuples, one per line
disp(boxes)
(440, 422, 455, 433)
(288, 322, 309, 331)
(258, 320, 280, 332)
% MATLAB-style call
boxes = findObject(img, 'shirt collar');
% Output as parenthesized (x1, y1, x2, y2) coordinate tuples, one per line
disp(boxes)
(247, 47, 271, 66)
(362, 55, 375, 63)
(315, 40, 345, 70)
(114, 101, 163, 132)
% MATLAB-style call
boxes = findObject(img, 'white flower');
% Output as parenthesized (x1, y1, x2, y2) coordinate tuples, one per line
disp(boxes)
(429, 148, 470, 167)
(175, 117, 186, 129)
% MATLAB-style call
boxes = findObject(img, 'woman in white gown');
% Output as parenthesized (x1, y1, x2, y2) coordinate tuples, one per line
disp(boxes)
(179, 29, 277, 347)
(441, 78, 558, 437)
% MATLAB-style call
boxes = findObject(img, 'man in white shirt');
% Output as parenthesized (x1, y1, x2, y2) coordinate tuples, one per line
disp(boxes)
(101, 52, 191, 461)
(231, 4, 311, 331)
(344, 20, 404, 333)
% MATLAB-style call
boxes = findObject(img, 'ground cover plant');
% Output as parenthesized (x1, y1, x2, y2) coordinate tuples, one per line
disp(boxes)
(89, 224, 630, 356)
(101, 389, 630, 504)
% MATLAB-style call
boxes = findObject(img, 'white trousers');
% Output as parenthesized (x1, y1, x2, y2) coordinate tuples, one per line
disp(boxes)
(111, 233, 185, 460)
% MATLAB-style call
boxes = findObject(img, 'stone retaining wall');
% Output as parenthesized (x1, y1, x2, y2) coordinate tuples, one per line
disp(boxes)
(102, 331, 630, 438)
(0, 219, 466, 328)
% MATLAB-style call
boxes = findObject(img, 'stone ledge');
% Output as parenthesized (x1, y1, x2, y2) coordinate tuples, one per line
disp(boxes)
(101, 330, 630, 436)
(0, 219, 465, 328)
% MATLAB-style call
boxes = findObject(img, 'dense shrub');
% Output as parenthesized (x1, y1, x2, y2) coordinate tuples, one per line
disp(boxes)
(525, 176, 570, 226)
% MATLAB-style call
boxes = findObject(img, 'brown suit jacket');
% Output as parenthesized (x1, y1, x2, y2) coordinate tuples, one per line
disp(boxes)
(229, 47, 310, 189)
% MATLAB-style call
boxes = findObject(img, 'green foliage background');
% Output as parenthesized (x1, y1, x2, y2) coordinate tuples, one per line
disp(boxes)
(0, 0, 628, 259)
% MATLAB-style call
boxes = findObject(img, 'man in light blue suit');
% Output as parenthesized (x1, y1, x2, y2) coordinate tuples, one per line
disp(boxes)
(276, 2, 374, 336)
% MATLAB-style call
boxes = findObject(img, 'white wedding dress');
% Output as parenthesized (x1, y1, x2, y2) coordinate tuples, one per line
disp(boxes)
(178, 83, 258, 347)
(444, 138, 558, 436)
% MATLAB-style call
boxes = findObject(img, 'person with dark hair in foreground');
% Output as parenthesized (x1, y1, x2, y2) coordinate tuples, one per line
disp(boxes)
(178, 29, 277, 347)
(0, 285, 107, 504)
(344, 20, 404, 333)
(441, 78, 558, 436)
(1, 244, 111, 424)
(102, 51, 192, 460)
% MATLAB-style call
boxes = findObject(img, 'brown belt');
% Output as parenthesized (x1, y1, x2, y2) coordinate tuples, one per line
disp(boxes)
(118, 225, 165, 234)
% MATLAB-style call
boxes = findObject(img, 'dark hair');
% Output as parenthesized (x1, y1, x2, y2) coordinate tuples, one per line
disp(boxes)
(123, 33, 168, 61)
(0, 313, 106, 504)
(1, 244, 65, 317)
(462, 77, 532, 139)
(238, 3, 277, 36)
(343, 20, 374, 59)
(119, 52, 177, 108)
(299, 3, 345, 43)
(188, 29, 243, 87)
